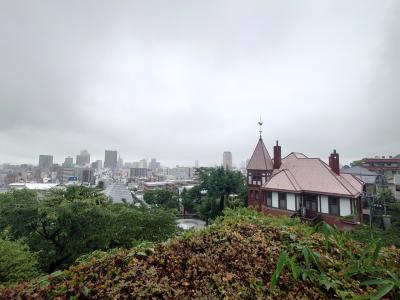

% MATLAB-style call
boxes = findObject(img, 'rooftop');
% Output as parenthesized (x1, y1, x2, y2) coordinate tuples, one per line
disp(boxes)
(263, 153, 362, 198)
(247, 138, 273, 170)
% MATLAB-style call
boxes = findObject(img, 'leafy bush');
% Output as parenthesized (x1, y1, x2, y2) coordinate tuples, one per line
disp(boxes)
(0, 237, 40, 286)
(1, 208, 399, 299)
(350, 223, 400, 247)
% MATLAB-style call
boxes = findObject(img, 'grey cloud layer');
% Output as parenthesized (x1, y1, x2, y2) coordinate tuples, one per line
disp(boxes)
(0, 0, 399, 166)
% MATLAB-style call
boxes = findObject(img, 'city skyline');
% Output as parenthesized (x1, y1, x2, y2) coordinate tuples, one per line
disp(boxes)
(1, 1, 399, 166)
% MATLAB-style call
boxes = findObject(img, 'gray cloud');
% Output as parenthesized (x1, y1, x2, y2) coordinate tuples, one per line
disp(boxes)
(0, 0, 399, 167)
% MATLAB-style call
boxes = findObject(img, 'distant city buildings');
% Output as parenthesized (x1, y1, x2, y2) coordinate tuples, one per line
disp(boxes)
(81, 168, 95, 185)
(39, 155, 53, 169)
(149, 158, 160, 171)
(2, 149, 233, 195)
(63, 156, 74, 168)
(76, 150, 90, 166)
(223, 151, 232, 170)
(360, 156, 400, 179)
(139, 159, 147, 169)
(104, 150, 118, 169)
(117, 156, 124, 169)
(169, 166, 193, 180)
(130, 168, 148, 178)
(91, 160, 102, 170)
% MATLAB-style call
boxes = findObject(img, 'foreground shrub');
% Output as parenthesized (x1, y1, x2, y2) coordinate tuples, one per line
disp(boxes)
(0, 187, 179, 273)
(1, 208, 399, 299)
(0, 238, 40, 286)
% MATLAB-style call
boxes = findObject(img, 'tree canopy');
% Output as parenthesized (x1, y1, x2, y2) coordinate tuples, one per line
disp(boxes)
(143, 189, 178, 209)
(0, 186, 179, 273)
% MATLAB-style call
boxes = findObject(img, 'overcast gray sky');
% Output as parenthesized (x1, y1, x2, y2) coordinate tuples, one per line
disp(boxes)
(0, 0, 399, 167)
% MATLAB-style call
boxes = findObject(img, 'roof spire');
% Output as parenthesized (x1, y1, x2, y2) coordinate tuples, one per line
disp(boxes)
(258, 117, 263, 139)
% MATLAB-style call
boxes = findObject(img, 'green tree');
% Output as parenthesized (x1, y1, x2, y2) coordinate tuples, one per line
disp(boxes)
(0, 186, 179, 273)
(197, 167, 246, 213)
(197, 197, 219, 224)
(350, 159, 363, 167)
(0, 237, 40, 286)
(143, 189, 178, 209)
(376, 188, 396, 206)
(181, 186, 201, 214)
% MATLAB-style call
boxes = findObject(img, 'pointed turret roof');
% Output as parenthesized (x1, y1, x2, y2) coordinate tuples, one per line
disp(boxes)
(247, 138, 274, 170)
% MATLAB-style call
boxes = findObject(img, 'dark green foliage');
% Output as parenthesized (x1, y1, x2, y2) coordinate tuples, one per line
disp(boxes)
(180, 186, 201, 214)
(143, 189, 178, 209)
(350, 159, 363, 167)
(0, 187, 179, 273)
(351, 223, 400, 247)
(0, 237, 40, 286)
(376, 187, 396, 204)
(195, 167, 246, 219)
(2, 208, 399, 299)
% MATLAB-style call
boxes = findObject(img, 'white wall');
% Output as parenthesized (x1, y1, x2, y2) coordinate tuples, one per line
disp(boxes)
(321, 195, 329, 214)
(272, 192, 278, 208)
(340, 198, 351, 216)
(287, 193, 296, 211)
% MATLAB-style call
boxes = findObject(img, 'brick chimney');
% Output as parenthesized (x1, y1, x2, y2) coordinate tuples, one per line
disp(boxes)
(329, 149, 340, 175)
(273, 140, 281, 169)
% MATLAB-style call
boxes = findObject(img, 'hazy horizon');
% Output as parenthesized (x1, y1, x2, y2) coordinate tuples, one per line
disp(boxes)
(1, 1, 399, 167)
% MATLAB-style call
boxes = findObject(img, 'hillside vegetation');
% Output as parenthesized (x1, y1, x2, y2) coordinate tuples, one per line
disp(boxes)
(1, 208, 399, 299)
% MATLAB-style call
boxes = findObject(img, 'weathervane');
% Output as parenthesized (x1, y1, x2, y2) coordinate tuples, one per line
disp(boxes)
(258, 117, 263, 139)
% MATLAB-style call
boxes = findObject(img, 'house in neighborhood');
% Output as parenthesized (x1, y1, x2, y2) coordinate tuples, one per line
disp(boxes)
(247, 135, 364, 228)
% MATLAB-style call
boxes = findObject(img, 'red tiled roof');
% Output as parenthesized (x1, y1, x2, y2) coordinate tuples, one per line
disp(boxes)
(263, 154, 362, 198)
(265, 169, 301, 192)
(247, 138, 273, 170)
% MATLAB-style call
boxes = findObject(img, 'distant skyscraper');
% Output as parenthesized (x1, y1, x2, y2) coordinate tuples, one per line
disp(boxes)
(63, 156, 74, 168)
(91, 160, 102, 170)
(139, 158, 147, 169)
(38, 155, 53, 169)
(117, 156, 124, 169)
(223, 151, 233, 170)
(82, 168, 94, 184)
(76, 150, 90, 166)
(149, 158, 160, 171)
(104, 150, 118, 169)
(130, 168, 148, 178)
(195, 160, 199, 168)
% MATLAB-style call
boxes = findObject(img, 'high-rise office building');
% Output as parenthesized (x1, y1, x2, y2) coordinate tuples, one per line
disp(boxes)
(76, 150, 90, 166)
(139, 159, 147, 169)
(63, 156, 74, 168)
(82, 168, 95, 184)
(91, 160, 102, 170)
(130, 168, 148, 178)
(104, 150, 118, 169)
(149, 158, 160, 171)
(38, 155, 53, 169)
(195, 160, 199, 168)
(223, 151, 233, 170)
(117, 156, 124, 169)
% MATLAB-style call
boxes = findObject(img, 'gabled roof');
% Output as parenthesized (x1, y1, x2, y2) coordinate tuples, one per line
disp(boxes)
(265, 169, 301, 192)
(247, 138, 273, 170)
(263, 154, 363, 198)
